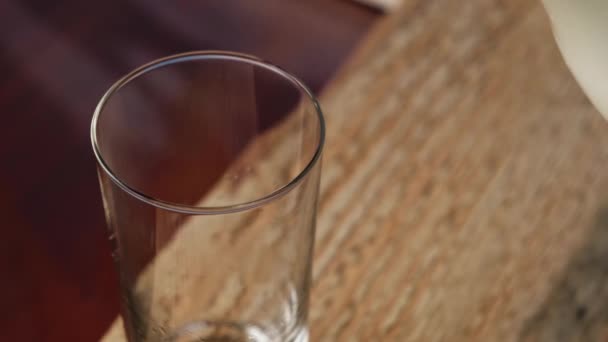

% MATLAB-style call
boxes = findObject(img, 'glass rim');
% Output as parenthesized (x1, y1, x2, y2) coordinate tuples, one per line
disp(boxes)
(91, 50, 325, 215)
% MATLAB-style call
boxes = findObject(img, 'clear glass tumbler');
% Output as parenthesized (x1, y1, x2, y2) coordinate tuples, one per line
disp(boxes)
(91, 51, 324, 342)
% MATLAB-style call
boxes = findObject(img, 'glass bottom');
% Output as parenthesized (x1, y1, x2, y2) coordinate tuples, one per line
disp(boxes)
(164, 321, 308, 342)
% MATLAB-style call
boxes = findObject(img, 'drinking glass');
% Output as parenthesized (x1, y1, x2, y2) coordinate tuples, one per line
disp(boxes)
(91, 51, 325, 342)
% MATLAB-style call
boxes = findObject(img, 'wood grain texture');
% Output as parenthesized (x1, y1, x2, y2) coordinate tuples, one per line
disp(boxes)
(104, 0, 608, 341)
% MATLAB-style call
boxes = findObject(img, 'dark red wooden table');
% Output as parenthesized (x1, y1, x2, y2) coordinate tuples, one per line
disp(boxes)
(0, 1, 376, 340)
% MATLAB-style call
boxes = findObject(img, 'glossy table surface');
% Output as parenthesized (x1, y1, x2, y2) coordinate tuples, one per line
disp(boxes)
(105, 0, 608, 341)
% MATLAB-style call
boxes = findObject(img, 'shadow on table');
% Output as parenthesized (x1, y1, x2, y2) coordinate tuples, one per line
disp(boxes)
(519, 206, 608, 341)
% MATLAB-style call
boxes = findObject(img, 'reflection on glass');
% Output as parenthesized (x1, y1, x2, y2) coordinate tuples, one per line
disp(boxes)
(92, 51, 325, 342)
